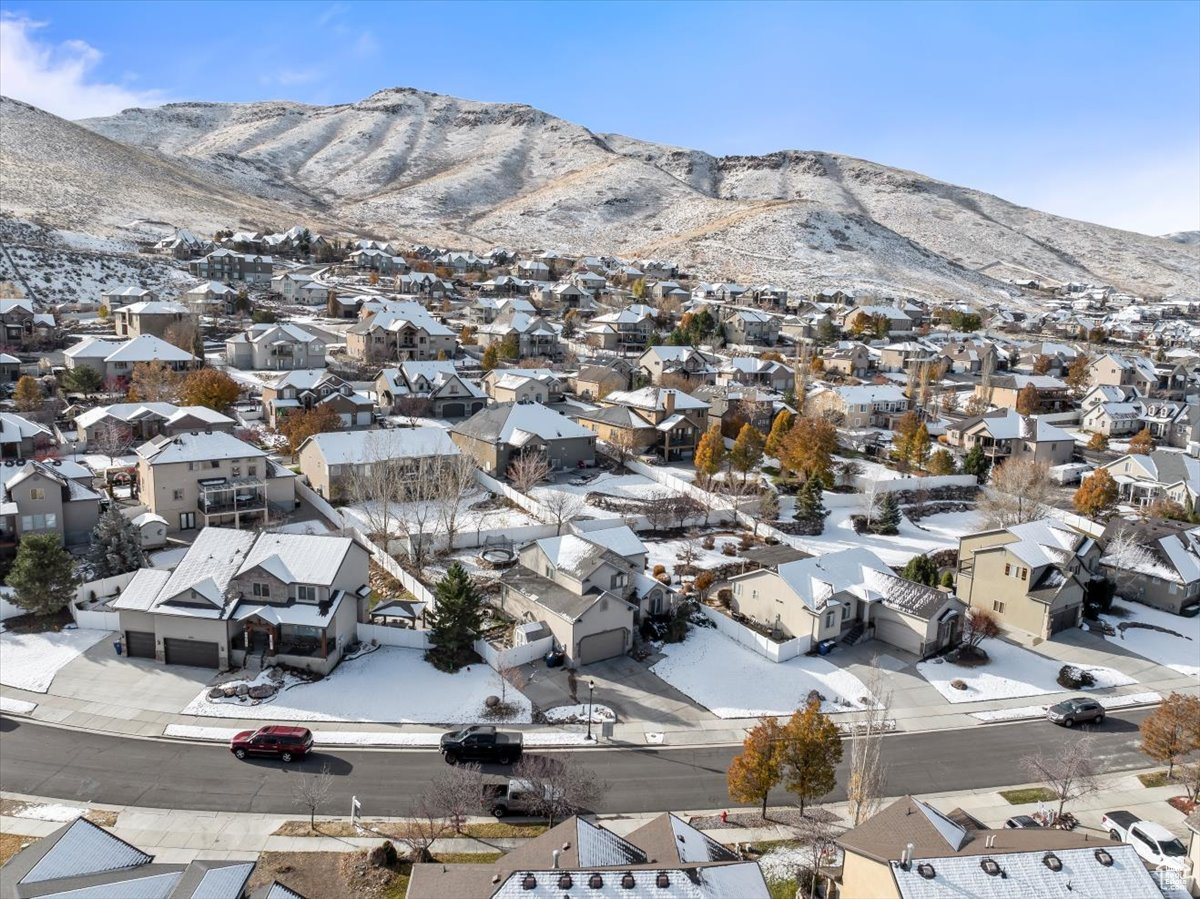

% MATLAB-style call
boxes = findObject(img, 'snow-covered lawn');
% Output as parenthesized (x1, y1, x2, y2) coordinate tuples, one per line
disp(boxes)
(643, 535, 743, 578)
(1094, 601, 1200, 679)
(651, 626, 874, 718)
(911, 509, 983, 543)
(0, 628, 110, 693)
(543, 703, 616, 724)
(341, 488, 542, 538)
(8, 803, 88, 823)
(916, 639, 1137, 704)
(533, 473, 666, 520)
(0, 696, 37, 714)
(180, 647, 532, 723)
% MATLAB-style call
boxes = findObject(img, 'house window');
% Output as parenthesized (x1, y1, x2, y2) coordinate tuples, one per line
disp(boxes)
(252, 582, 271, 598)
(993, 600, 1006, 614)
(210, 460, 220, 469)
(825, 611, 835, 629)
(231, 464, 241, 477)
(611, 573, 627, 589)
(296, 585, 318, 603)
(20, 513, 56, 531)
(842, 605, 850, 621)
(29, 487, 46, 501)
(1004, 563, 1011, 576)
(173, 489, 184, 501)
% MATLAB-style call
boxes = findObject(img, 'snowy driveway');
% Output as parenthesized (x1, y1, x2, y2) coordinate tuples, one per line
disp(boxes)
(0, 628, 111, 693)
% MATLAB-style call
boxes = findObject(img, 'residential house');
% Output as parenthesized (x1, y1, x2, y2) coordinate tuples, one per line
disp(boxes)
(879, 340, 938, 373)
(585, 305, 656, 354)
(469, 296, 536, 324)
(807, 384, 908, 429)
(1080, 384, 1134, 412)
(515, 259, 551, 281)
(979, 373, 1071, 413)
(944, 409, 1076, 466)
(638, 346, 720, 386)
(111, 301, 193, 339)
(297, 427, 461, 502)
(188, 250, 274, 285)
(0, 459, 102, 547)
(483, 368, 564, 405)
(692, 385, 775, 438)
(0, 413, 52, 460)
(955, 519, 1098, 639)
(836, 795, 1168, 899)
(1081, 401, 1143, 437)
(0, 816, 304, 899)
(225, 323, 326, 371)
(114, 527, 368, 674)
(434, 250, 487, 274)
(136, 431, 297, 532)
(406, 814, 766, 899)
(260, 370, 373, 429)
(152, 228, 210, 259)
(0, 353, 19, 383)
(1100, 518, 1200, 616)
(102, 285, 157, 307)
(450, 402, 595, 477)
(0, 299, 56, 350)
(1096, 450, 1199, 511)
(821, 342, 873, 379)
(719, 306, 780, 346)
(716, 357, 794, 393)
(1089, 352, 1160, 395)
(347, 248, 408, 273)
(841, 305, 915, 335)
(940, 339, 998, 374)
(74, 402, 235, 450)
(63, 335, 197, 384)
(376, 361, 486, 418)
(476, 310, 562, 360)
(571, 363, 630, 400)
(1139, 397, 1200, 450)
(182, 280, 239, 315)
(345, 304, 456, 363)
(575, 387, 707, 462)
(728, 547, 964, 657)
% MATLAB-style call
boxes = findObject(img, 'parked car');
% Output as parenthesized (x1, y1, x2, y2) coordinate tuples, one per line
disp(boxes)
(484, 778, 559, 818)
(1004, 815, 1041, 829)
(440, 725, 523, 765)
(230, 726, 313, 762)
(1045, 697, 1104, 727)
(1100, 811, 1189, 873)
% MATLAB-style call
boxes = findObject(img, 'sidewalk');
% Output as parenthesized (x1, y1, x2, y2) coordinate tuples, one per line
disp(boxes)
(2, 767, 1192, 863)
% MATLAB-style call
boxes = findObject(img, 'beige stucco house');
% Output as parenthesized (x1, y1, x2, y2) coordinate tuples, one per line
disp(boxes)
(1, 459, 102, 547)
(297, 427, 462, 502)
(450, 403, 596, 477)
(944, 409, 1075, 466)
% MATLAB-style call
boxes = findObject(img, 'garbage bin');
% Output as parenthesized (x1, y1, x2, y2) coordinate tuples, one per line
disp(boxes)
(113, 640, 124, 656)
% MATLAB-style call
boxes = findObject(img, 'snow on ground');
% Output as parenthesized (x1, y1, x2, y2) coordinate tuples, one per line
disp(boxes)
(8, 804, 87, 822)
(0, 696, 37, 714)
(165, 724, 590, 746)
(782, 492, 961, 567)
(180, 647, 533, 723)
(0, 628, 110, 693)
(384, 415, 452, 430)
(543, 704, 616, 724)
(1094, 601, 1200, 679)
(342, 488, 542, 539)
(643, 535, 742, 578)
(910, 509, 984, 543)
(971, 692, 1163, 722)
(916, 639, 1136, 704)
(533, 472, 666, 520)
(651, 626, 875, 718)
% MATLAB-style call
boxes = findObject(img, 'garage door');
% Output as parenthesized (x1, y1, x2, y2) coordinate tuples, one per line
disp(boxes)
(441, 402, 465, 418)
(1049, 604, 1081, 635)
(577, 629, 627, 665)
(125, 631, 156, 659)
(163, 638, 219, 668)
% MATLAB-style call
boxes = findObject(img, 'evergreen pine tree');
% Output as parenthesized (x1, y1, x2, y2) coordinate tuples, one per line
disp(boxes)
(874, 491, 901, 535)
(425, 563, 486, 672)
(901, 555, 939, 586)
(6, 533, 80, 618)
(88, 507, 147, 578)
(792, 476, 828, 536)
(962, 445, 991, 484)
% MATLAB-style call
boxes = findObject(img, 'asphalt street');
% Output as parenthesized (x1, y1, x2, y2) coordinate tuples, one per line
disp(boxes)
(0, 710, 1151, 818)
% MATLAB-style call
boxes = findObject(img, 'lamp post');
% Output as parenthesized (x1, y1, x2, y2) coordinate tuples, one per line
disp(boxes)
(586, 680, 595, 741)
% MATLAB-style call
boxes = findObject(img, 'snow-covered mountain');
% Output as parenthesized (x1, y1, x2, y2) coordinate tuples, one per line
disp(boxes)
(3, 88, 1196, 300)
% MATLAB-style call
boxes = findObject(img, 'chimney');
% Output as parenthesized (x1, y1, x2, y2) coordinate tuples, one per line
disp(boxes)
(552, 849, 560, 869)
(663, 389, 675, 415)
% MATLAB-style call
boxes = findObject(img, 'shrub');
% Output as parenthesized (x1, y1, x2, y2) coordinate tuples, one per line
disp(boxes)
(721, 544, 737, 556)
(1057, 665, 1096, 689)
(939, 570, 954, 589)
(694, 572, 715, 595)
(701, 534, 716, 550)
(717, 588, 733, 609)
(652, 564, 666, 577)
(950, 679, 968, 691)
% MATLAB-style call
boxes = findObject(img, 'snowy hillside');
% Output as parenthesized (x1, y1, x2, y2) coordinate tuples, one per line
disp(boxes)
(1, 87, 1195, 299)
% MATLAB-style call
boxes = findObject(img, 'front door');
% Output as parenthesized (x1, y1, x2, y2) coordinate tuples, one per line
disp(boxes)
(179, 511, 196, 530)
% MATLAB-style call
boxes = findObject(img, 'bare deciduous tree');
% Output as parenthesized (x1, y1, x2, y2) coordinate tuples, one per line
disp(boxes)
(643, 489, 676, 532)
(397, 793, 451, 863)
(606, 430, 639, 469)
(670, 494, 705, 530)
(860, 476, 884, 530)
(393, 395, 433, 428)
(979, 457, 1053, 527)
(1021, 735, 1102, 818)
(434, 455, 478, 549)
(512, 754, 604, 826)
(92, 420, 133, 466)
(506, 452, 552, 494)
(292, 763, 335, 830)
(539, 488, 585, 536)
(789, 810, 843, 899)
(498, 662, 528, 706)
(846, 658, 893, 826)
(424, 763, 485, 835)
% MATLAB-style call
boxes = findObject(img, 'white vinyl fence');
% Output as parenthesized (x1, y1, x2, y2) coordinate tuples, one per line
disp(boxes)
(851, 473, 978, 494)
(343, 525, 438, 607)
(474, 469, 550, 520)
(698, 604, 809, 662)
(296, 480, 343, 529)
(357, 622, 431, 650)
(473, 634, 555, 670)
(75, 610, 121, 631)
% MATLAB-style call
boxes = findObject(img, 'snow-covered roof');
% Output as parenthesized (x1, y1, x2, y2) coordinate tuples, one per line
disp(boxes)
(234, 593, 343, 627)
(238, 532, 358, 587)
(92, 334, 195, 364)
(764, 547, 894, 612)
(301, 427, 460, 464)
(0, 412, 51, 443)
(605, 387, 708, 412)
(822, 384, 908, 406)
(1003, 519, 1084, 569)
(137, 431, 266, 466)
(492, 864, 768, 898)
(454, 402, 593, 444)
(75, 402, 233, 430)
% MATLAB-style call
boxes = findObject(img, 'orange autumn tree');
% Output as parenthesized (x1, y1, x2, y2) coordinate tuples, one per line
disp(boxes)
(727, 716, 784, 818)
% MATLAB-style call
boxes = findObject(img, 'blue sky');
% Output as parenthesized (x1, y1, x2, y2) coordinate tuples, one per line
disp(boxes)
(2, 1, 1197, 235)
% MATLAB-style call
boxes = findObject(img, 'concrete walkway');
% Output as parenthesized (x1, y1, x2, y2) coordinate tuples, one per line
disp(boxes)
(2, 767, 1192, 863)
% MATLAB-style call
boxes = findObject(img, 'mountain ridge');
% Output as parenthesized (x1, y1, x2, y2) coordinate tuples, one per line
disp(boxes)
(2, 87, 1195, 300)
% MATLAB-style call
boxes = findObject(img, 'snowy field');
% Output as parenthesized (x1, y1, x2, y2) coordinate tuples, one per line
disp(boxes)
(643, 535, 743, 578)
(1094, 601, 1200, 679)
(533, 472, 667, 521)
(916, 639, 1136, 704)
(651, 626, 874, 718)
(0, 628, 110, 693)
(181, 647, 533, 723)
(341, 488, 542, 539)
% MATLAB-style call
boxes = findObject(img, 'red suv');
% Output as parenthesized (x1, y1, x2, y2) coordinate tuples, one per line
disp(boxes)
(230, 726, 313, 762)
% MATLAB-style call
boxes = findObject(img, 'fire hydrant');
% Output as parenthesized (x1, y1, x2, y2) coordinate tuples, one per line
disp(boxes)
(720, 810, 729, 825)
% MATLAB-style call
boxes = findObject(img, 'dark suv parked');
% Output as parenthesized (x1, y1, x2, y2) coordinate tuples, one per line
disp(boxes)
(230, 726, 314, 761)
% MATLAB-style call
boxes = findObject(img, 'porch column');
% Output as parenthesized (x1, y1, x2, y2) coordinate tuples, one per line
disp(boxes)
(321, 628, 328, 658)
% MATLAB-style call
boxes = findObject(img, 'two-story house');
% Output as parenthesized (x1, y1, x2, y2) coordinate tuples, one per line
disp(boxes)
(719, 307, 780, 346)
(1096, 450, 1199, 511)
(136, 431, 297, 532)
(571, 362, 632, 400)
(716, 357, 794, 393)
(956, 519, 1098, 640)
(476, 311, 562, 360)
(944, 410, 1076, 466)
(1100, 518, 1200, 616)
(691, 385, 776, 439)
(114, 527, 369, 673)
(0, 299, 56, 350)
(980, 374, 1071, 413)
(376, 361, 486, 418)
(63, 335, 197, 385)
(74, 402, 235, 450)
(807, 384, 908, 429)
(1088, 352, 1160, 396)
(638, 346, 720, 386)
(297, 427, 462, 502)
(585, 305, 656, 354)
(575, 387, 708, 462)
(188, 250, 274, 285)
(111, 302, 193, 339)
(260, 370, 373, 429)
(821, 342, 873, 379)
(224, 323, 327, 371)
(483, 368, 564, 405)
(348, 248, 409, 273)
(451, 402, 596, 477)
(0, 412, 52, 460)
(345, 306, 456, 364)
(182, 280, 239, 315)
(0, 459, 102, 548)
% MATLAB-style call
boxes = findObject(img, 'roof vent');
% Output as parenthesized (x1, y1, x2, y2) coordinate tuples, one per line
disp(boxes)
(1094, 849, 1113, 867)
(981, 859, 1000, 876)
(655, 873, 670, 889)
(917, 863, 936, 880)
(1043, 853, 1063, 872)
(557, 874, 573, 890)
(620, 873, 635, 890)
(521, 873, 537, 890)
(589, 874, 604, 889)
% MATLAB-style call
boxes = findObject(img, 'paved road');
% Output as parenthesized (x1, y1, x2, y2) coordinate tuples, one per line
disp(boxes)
(0, 711, 1150, 817)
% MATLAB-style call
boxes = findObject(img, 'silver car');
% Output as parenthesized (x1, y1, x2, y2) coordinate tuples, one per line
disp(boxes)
(1046, 697, 1104, 727)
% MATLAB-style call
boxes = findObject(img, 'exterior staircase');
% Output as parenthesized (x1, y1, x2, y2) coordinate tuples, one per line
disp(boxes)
(841, 622, 866, 646)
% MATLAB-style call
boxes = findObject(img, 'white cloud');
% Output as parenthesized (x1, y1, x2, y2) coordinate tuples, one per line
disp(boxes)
(261, 67, 323, 87)
(0, 14, 166, 119)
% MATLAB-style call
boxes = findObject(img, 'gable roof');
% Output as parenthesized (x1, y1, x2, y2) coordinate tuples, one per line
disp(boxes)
(136, 431, 266, 466)
(453, 403, 593, 444)
(753, 547, 893, 612)
(8, 817, 154, 886)
(300, 427, 460, 465)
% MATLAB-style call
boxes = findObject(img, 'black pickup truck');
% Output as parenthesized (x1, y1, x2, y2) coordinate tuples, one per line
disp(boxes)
(439, 725, 523, 765)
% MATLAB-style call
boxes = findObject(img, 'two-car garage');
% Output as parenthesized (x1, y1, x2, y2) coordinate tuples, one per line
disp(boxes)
(576, 628, 628, 666)
(122, 631, 220, 668)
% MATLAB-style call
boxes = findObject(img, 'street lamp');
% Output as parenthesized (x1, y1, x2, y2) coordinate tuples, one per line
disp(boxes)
(586, 680, 595, 741)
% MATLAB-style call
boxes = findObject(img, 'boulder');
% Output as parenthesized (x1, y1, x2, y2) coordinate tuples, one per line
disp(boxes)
(248, 684, 276, 699)
(235, 684, 250, 697)
(485, 695, 500, 708)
